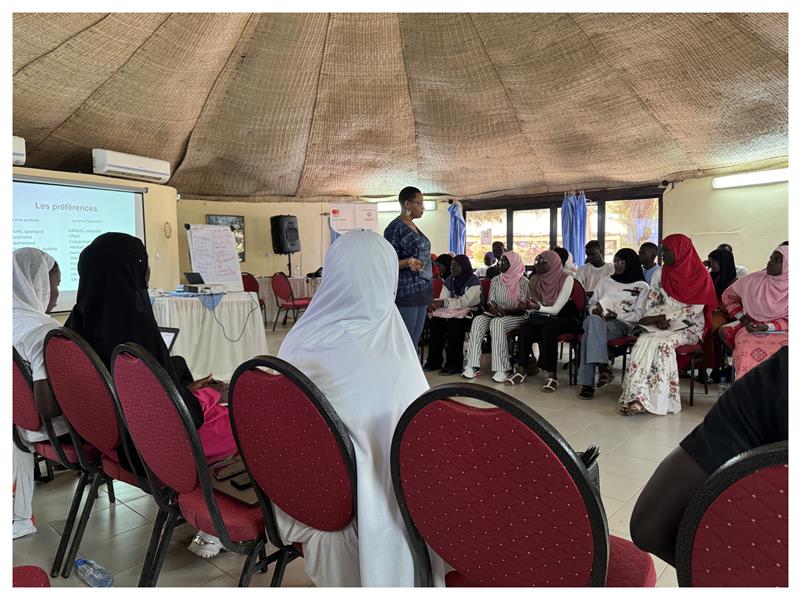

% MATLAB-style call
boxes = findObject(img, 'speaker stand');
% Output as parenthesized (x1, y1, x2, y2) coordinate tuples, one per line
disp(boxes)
(287, 253, 293, 277)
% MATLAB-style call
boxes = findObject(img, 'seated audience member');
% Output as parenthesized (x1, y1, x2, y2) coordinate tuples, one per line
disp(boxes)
(639, 242, 660, 285)
(618, 234, 717, 416)
(12, 248, 69, 540)
(485, 241, 506, 280)
(552, 246, 579, 275)
(424, 255, 481, 375)
(703, 248, 737, 383)
(576, 240, 614, 297)
(716, 243, 749, 278)
(629, 347, 788, 567)
(275, 230, 445, 586)
(66, 233, 236, 559)
(433, 254, 452, 280)
(505, 250, 579, 391)
(475, 251, 496, 278)
(720, 244, 788, 379)
(462, 251, 529, 383)
(576, 249, 649, 399)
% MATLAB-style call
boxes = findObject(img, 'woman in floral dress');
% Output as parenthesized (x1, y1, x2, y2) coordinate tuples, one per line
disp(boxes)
(618, 234, 717, 416)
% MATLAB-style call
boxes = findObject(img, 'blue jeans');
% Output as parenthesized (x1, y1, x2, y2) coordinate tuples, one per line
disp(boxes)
(398, 305, 428, 348)
(577, 314, 630, 386)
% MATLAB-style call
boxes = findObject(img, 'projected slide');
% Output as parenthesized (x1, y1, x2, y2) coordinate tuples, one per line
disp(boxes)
(13, 180, 144, 311)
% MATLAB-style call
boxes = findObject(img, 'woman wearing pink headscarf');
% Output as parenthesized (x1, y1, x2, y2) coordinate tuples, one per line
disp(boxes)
(720, 244, 788, 379)
(462, 250, 529, 383)
(506, 250, 580, 391)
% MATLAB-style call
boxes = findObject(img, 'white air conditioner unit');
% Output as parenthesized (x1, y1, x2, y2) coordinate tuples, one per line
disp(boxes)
(13, 136, 26, 165)
(92, 149, 170, 184)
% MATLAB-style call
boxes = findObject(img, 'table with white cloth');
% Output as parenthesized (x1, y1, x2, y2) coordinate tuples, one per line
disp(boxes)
(256, 276, 321, 324)
(150, 292, 269, 380)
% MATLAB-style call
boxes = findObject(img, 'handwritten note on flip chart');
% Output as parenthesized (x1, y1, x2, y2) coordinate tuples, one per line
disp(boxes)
(330, 203, 379, 235)
(186, 224, 243, 290)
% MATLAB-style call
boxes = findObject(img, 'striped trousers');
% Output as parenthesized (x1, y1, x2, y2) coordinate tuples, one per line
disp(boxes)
(465, 314, 528, 373)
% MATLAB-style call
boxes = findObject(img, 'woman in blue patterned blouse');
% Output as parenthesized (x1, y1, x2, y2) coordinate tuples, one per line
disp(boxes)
(383, 186, 433, 347)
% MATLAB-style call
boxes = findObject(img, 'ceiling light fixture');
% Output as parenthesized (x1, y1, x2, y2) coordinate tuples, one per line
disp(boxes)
(711, 168, 788, 189)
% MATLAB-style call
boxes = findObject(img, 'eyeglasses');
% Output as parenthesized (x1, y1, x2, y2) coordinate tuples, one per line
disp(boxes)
(534, 256, 548, 264)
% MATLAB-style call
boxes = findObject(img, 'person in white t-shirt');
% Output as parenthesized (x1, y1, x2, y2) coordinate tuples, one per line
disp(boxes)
(12, 248, 69, 540)
(577, 248, 649, 399)
(576, 240, 615, 297)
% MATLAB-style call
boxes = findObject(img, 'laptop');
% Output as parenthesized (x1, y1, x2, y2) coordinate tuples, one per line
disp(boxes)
(184, 272, 205, 285)
(159, 327, 180, 353)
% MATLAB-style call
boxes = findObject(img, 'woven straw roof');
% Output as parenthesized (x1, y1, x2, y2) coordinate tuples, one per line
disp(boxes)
(13, 13, 787, 200)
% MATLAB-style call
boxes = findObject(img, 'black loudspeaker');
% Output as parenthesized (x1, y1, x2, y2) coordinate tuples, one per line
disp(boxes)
(270, 215, 301, 254)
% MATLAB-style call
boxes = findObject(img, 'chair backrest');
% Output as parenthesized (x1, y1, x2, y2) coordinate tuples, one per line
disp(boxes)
(571, 278, 587, 314)
(480, 278, 491, 307)
(241, 272, 260, 294)
(43, 328, 121, 454)
(229, 356, 356, 538)
(12, 348, 41, 432)
(432, 277, 443, 300)
(391, 383, 609, 587)
(271, 272, 294, 303)
(111, 344, 200, 495)
(676, 442, 788, 587)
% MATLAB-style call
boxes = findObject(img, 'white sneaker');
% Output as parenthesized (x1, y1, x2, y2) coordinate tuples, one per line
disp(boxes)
(12, 518, 37, 540)
(492, 371, 510, 383)
(187, 530, 224, 558)
(462, 366, 479, 379)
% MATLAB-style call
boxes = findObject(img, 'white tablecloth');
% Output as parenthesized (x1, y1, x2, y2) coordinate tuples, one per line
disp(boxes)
(151, 292, 269, 380)
(256, 276, 321, 324)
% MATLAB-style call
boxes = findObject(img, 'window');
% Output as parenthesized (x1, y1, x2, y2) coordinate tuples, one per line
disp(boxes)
(556, 203, 599, 253)
(512, 209, 550, 265)
(465, 209, 507, 268)
(604, 198, 659, 261)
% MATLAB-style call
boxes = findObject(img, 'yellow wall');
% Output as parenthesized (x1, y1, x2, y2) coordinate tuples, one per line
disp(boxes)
(176, 197, 452, 278)
(662, 175, 788, 273)
(12, 166, 180, 289)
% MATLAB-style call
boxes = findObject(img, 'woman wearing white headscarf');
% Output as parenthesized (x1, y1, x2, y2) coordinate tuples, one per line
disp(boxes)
(275, 230, 446, 587)
(12, 248, 68, 539)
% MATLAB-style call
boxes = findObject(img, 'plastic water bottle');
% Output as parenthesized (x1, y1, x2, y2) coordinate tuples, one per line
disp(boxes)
(717, 376, 728, 399)
(75, 558, 113, 587)
(294, 265, 301, 278)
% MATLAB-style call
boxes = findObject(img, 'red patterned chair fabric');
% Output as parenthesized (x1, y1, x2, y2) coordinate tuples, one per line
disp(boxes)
(392, 386, 656, 587)
(13, 566, 51, 587)
(12, 351, 42, 431)
(676, 443, 788, 587)
(178, 487, 264, 542)
(32, 439, 98, 464)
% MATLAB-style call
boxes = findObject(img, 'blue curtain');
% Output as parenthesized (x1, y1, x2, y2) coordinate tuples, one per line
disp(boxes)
(330, 222, 341, 243)
(561, 191, 587, 266)
(448, 202, 466, 254)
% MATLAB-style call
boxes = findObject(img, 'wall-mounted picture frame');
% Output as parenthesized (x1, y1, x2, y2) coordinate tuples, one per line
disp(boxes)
(206, 214, 245, 262)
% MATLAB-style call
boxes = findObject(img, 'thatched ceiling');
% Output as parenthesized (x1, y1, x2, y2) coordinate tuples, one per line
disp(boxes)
(13, 13, 787, 200)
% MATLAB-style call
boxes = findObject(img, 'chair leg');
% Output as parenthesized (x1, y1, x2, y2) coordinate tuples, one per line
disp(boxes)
(270, 548, 293, 587)
(259, 544, 269, 573)
(702, 352, 709, 395)
(272, 308, 281, 331)
(144, 511, 181, 587)
(138, 509, 169, 587)
(106, 480, 116, 503)
(238, 539, 266, 587)
(50, 471, 90, 577)
(621, 351, 628, 383)
(689, 353, 695, 407)
(61, 473, 103, 578)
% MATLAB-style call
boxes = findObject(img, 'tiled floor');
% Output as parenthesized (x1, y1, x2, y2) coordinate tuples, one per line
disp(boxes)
(14, 327, 716, 587)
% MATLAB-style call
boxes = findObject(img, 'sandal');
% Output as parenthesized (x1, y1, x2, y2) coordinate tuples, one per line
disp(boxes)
(504, 372, 528, 386)
(541, 378, 558, 393)
(619, 401, 646, 416)
(188, 531, 224, 559)
(597, 370, 615, 388)
(578, 386, 594, 399)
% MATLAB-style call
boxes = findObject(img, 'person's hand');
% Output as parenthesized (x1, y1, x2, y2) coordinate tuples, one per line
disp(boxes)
(405, 258, 423, 272)
(745, 320, 768, 333)
(740, 314, 753, 327)
(431, 299, 444, 310)
(188, 374, 214, 392)
(591, 303, 604, 317)
(525, 298, 540, 311)
(702, 260, 710, 268)
(605, 310, 618, 320)
(656, 319, 671, 330)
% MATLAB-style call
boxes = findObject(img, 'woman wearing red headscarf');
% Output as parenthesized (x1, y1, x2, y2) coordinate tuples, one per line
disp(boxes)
(618, 234, 717, 416)
(720, 244, 788, 379)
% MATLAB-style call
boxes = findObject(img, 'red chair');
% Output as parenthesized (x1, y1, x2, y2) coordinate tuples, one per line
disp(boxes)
(676, 344, 707, 406)
(270, 272, 312, 331)
(13, 346, 100, 579)
(13, 566, 51, 587)
(480, 278, 491, 308)
(607, 336, 638, 382)
(432, 277, 444, 300)
(242, 272, 266, 324)
(112, 342, 276, 586)
(556, 278, 587, 385)
(229, 356, 357, 586)
(43, 328, 161, 579)
(676, 442, 787, 587)
(391, 383, 657, 587)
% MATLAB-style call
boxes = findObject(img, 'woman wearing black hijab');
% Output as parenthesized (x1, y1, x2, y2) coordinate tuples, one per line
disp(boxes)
(704, 248, 738, 382)
(577, 248, 650, 399)
(66, 233, 236, 558)
(434, 254, 453, 280)
(423, 254, 481, 374)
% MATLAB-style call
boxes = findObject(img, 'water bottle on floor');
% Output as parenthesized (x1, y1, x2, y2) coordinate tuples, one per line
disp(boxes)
(75, 558, 113, 587)
(717, 376, 728, 399)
